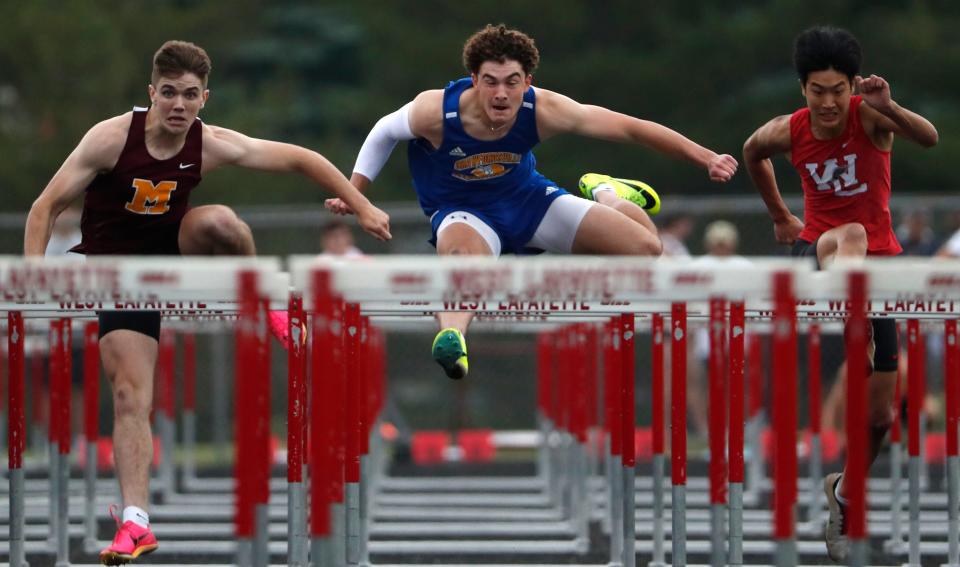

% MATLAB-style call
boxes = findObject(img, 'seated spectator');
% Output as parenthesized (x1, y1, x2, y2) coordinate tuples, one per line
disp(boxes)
(896, 209, 938, 256)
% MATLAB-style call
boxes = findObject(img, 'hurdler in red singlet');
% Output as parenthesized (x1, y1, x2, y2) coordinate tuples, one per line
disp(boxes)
(743, 26, 937, 563)
(789, 95, 900, 255)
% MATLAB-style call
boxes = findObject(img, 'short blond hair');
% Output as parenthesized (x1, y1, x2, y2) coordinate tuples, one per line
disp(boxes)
(704, 220, 739, 250)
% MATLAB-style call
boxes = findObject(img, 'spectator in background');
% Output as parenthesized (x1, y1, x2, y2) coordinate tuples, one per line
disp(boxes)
(317, 217, 414, 459)
(896, 209, 938, 256)
(936, 222, 960, 258)
(320, 219, 364, 257)
(686, 220, 752, 441)
(658, 213, 694, 257)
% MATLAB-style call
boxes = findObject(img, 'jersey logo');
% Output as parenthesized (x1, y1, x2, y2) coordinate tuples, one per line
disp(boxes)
(452, 151, 522, 181)
(448, 147, 466, 157)
(125, 179, 178, 215)
(178, 163, 195, 169)
(804, 154, 866, 197)
(545, 187, 558, 196)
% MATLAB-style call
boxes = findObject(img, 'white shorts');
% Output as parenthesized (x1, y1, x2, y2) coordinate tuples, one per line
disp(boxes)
(436, 194, 594, 257)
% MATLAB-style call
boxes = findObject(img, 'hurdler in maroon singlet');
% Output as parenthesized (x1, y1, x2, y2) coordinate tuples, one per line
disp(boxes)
(71, 107, 202, 255)
(789, 95, 901, 256)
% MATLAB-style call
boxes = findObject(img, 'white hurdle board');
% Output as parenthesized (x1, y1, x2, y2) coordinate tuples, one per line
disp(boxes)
(291, 255, 960, 318)
(0, 256, 288, 314)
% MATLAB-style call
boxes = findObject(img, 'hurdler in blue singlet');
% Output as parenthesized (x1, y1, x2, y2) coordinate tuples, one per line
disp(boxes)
(408, 77, 568, 254)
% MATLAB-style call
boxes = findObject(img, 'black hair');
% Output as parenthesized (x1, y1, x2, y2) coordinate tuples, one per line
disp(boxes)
(793, 26, 861, 84)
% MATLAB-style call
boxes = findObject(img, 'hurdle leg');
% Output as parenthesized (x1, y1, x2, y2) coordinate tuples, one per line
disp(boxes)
(211, 330, 231, 463)
(807, 432, 824, 524)
(81, 320, 100, 552)
(604, 435, 614, 535)
(537, 413, 552, 498)
(883, 437, 906, 554)
(908, 454, 921, 566)
(573, 442, 589, 554)
(670, 303, 688, 567)
(360, 453, 371, 566)
(610, 454, 624, 566)
(182, 408, 197, 482)
(946, 456, 960, 566)
(651, 453, 666, 567)
(54, 319, 71, 567)
(83, 438, 97, 549)
(55, 418, 70, 567)
(333, 501, 347, 565)
(289, 479, 305, 566)
(906, 319, 922, 567)
(346, 481, 361, 564)
(9, 312, 29, 567)
(623, 465, 636, 567)
(48, 448, 59, 543)
(947, 318, 960, 567)
(253, 502, 269, 567)
(649, 312, 666, 567)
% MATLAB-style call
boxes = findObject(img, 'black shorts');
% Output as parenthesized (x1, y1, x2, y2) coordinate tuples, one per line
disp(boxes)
(792, 238, 898, 372)
(98, 311, 162, 342)
(791, 238, 819, 268)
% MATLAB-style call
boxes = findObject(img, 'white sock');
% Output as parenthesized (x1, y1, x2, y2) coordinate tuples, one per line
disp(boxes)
(591, 182, 616, 200)
(123, 505, 150, 528)
(833, 476, 849, 506)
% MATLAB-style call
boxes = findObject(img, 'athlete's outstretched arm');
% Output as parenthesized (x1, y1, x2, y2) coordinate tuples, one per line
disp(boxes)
(24, 117, 127, 256)
(856, 74, 938, 148)
(327, 101, 415, 216)
(204, 125, 391, 241)
(743, 115, 803, 245)
(328, 91, 442, 216)
(534, 88, 738, 182)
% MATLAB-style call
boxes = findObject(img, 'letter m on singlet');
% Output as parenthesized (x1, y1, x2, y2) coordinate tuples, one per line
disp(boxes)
(126, 179, 177, 214)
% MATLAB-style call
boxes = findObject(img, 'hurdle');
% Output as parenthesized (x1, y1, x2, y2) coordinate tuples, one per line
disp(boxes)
(291, 254, 960, 566)
(4, 253, 960, 566)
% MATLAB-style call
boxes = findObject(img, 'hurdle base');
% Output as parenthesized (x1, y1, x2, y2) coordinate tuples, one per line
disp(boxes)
(884, 538, 907, 555)
(82, 538, 101, 555)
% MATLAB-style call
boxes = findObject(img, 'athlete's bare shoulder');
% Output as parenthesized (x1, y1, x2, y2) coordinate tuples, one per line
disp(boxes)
(199, 122, 250, 170)
(408, 89, 444, 138)
(745, 114, 792, 156)
(401, 89, 443, 148)
(77, 112, 134, 172)
(530, 86, 581, 138)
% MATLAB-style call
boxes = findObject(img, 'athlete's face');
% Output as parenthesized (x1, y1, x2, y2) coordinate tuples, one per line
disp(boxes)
(471, 60, 532, 128)
(148, 72, 209, 135)
(801, 68, 852, 130)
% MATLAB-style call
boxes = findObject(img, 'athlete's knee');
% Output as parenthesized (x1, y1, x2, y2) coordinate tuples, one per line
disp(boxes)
(868, 403, 896, 431)
(645, 235, 663, 256)
(438, 242, 479, 255)
(628, 231, 662, 256)
(839, 223, 868, 247)
(181, 205, 254, 255)
(111, 375, 152, 418)
(436, 225, 493, 255)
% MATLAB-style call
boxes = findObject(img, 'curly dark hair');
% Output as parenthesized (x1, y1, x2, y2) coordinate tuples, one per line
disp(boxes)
(462, 24, 539, 75)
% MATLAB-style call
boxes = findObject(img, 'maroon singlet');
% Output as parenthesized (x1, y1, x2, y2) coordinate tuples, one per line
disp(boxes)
(71, 107, 202, 255)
